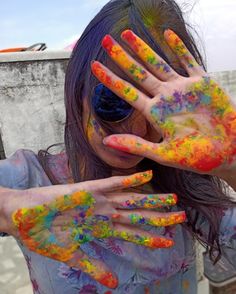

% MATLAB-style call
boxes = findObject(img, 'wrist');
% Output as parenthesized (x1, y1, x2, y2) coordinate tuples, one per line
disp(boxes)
(0, 187, 17, 235)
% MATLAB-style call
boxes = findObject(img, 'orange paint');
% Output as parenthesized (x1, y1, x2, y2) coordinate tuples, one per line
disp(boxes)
(91, 61, 139, 102)
(102, 35, 148, 82)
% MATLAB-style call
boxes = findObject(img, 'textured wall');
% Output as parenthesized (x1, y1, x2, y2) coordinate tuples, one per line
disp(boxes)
(0, 52, 69, 158)
(0, 52, 235, 158)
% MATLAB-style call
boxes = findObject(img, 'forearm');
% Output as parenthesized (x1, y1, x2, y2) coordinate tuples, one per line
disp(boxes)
(0, 187, 10, 233)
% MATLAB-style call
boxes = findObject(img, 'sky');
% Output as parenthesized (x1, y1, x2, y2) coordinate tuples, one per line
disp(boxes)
(0, 0, 235, 72)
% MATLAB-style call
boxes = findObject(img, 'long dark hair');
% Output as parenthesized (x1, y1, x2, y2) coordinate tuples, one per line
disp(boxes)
(41, 0, 236, 262)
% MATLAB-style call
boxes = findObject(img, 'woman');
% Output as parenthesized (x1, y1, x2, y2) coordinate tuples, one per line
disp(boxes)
(0, 0, 236, 293)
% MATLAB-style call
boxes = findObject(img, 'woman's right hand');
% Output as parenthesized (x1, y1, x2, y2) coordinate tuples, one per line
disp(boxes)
(1, 171, 185, 289)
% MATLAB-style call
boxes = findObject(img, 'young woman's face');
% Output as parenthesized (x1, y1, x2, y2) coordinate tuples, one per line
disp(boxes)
(82, 38, 181, 169)
(82, 97, 162, 169)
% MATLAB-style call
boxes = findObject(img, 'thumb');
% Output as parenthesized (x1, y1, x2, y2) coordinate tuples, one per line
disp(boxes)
(103, 134, 164, 163)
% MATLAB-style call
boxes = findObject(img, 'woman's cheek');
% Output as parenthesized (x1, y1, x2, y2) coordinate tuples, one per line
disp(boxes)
(87, 117, 106, 142)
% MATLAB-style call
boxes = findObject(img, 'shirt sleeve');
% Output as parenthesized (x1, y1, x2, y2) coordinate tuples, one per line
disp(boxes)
(0, 149, 51, 189)
(219, 207, 236, 268)
(0, 151, 27, 189)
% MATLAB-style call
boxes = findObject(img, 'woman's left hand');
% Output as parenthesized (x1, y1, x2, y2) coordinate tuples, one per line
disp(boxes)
(91, 29, 236, 176)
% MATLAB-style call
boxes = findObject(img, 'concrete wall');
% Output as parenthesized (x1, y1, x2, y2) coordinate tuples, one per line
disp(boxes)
(0, 51, 70, 158)
(0, 52, 236, 159)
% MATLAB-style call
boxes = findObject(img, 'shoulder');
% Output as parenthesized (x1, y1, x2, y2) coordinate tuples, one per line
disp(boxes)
(41, 151, 73, 184)
(0, 149, 51, 189)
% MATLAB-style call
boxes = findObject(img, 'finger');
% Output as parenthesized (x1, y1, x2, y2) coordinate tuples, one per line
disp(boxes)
(103, 134, 185, 167)
(14, 171, 153, 212)
(91, 170, 153, 192)
(107, 192, 178, 209)
(112, 223, 174, 248)
(103, 134, 163, 163)
(103, 134, 190, 167)
(104, 132, 225, 172)
(91, 61, 150, 112)
(102, 34, 163, 96)
(121, 30, 178, 82)
(112, 210, 186, 227)
(23, 170, 155, 216)
(67, 249, 118, 289)
(72, 171, 153, 194)
(164, 29, 205, 76)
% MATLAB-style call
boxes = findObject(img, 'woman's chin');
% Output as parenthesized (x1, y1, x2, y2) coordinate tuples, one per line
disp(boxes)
(105, 153, 144, 169)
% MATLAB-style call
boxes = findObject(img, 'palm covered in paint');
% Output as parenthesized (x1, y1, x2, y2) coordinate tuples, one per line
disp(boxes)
(6, 171, 185, 288)
(92, 29, 236, 173)
(147, 76, 236, 172)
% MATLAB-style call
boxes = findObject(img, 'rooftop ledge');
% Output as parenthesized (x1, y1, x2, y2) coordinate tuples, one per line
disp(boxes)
(0, 50, 71, 63)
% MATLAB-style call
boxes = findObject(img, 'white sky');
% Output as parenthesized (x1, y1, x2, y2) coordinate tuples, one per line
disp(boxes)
(176, 0, 236, 72)
(0, 0, 235, 72)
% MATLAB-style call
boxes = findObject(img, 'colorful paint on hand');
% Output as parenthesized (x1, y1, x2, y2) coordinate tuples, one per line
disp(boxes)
(122, 170, 152, 187)
(164, 29, 199, 68)
(149, 76, 236, 171)
(101, 49, 236, 172)
(121, 30, 171, 73)
(91, 61, 139, 102)
(102, 34, 148, 82)
(12, 170, 178, 286)
(128, 211, 186, 227)
(119, 194, 177, 209)
(76, 258, 118, 289)
(12, 191, 119, 288)
(113, 229, 174, 248)
(12, 191, 95, 260)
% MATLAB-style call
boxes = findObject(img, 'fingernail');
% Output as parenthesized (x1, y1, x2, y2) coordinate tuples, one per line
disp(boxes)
(149, 236, 174, 248)
(78, 259, 118, 289)
(172, 194, 178, 204)
(121, 29, 135, 42)
(91, 61, 110, 86)
(98, 272, 119, 289)
(158, 194, 178, 206)
(91, 60, 102, 73)
(102, 34, 115, 52)
(103, 137, 109, 145)
(112, 213, 121, 219)
(164, 29, 173, 37)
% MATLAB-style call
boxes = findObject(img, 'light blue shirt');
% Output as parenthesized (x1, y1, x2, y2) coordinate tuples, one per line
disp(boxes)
(0, 149, 235, 294)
